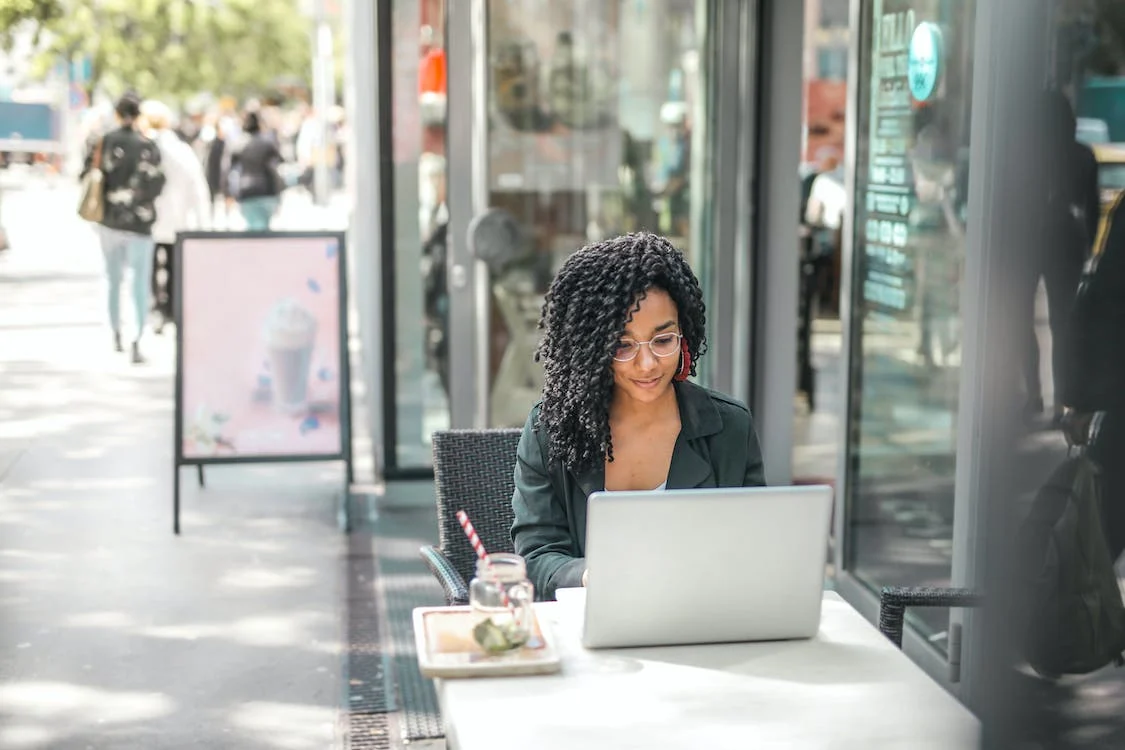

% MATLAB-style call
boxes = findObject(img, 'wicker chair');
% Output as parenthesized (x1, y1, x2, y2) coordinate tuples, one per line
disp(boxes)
(878, 586, 984, 648)
(420, 429, 522, 606)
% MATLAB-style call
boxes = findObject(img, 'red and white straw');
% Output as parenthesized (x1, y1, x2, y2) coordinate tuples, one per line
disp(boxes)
(456, 509, 511, 607)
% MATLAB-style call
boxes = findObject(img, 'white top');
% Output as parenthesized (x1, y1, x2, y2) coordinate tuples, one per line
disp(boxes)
(805, 168, 846, 230)
(436, 590, 980, 750)
(605, 481, 666, 492)
(151, 130, 211, 244)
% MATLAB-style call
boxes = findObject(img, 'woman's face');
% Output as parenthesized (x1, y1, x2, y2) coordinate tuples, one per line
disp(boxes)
(611, 288, 682, 407)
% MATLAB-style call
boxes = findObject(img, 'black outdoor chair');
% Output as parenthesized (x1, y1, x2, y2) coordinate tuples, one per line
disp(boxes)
(878, 586, 984, 648)
(420, 429, 522, 606)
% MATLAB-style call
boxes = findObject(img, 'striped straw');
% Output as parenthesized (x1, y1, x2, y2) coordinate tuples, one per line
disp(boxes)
(456, 509, 511, 608)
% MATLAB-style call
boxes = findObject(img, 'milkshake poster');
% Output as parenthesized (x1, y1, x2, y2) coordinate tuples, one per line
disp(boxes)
(177, 234, 346, 460)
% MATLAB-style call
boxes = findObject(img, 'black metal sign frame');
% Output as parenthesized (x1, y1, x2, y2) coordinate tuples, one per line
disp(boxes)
(172, 230, 353, 534)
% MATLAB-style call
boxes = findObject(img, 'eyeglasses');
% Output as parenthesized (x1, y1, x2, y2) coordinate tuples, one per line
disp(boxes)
(612, 332, 682, 362)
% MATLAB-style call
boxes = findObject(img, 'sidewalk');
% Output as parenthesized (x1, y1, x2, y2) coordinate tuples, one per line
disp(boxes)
(0, 184, 349, 749)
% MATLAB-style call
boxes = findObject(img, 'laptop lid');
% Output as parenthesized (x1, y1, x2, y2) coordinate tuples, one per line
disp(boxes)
(581, 485, 833, 649)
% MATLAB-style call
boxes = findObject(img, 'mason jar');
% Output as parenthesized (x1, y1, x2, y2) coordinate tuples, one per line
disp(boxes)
(468, 553, 535, 654)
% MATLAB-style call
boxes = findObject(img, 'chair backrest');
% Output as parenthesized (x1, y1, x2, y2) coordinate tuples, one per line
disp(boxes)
(432, 429, 522, 587)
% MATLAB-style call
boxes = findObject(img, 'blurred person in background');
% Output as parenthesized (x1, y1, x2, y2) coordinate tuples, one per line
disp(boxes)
(203, 113, 230, 224)
(419, 152, 450, 398)
(174, 107, 203, 149)
(139, 100, 211, 334)
(241, 99, 282, 145)
(330, 105, 346, 190)
(798, 149, 845, 409)
(230, 111, 284, 231)
(295, 108, 320, 199)
(258, 100, 286, 146)
(81, 92, 166, 364)
(804, 148, 845, 289)
(295, 107, 340, 202)
(203, 104, 243, 228)
(1023, 91, 1099, 425)
(278, 103, 308, 162)
(653, 100, 691, 239)
(910, 109, 965, 370)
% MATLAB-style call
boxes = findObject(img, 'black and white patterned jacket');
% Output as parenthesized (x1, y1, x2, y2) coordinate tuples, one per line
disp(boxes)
(84, 125, 166, 235)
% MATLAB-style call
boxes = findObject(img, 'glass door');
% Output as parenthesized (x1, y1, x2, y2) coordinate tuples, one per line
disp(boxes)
(381, 0, 452, 473)
(446, 0, 716, 429)
(839, 0, 977, 652)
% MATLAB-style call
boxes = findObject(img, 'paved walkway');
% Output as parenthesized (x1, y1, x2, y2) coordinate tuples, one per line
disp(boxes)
(0, 182, 351, 749)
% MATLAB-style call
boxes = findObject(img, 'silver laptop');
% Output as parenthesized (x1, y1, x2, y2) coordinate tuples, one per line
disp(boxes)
(581, 485, 833, 649)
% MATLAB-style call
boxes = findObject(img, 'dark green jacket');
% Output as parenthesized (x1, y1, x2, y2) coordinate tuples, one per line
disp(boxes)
(510, 380, 766, 600)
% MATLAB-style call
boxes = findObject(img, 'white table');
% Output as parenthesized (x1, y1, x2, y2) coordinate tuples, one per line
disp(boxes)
(436, 589, 980, 749)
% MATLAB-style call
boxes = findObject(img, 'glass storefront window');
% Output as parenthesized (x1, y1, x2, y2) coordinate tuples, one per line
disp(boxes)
(845, 0, 976, 644)
(481, 0, 713, 427)
(391, 0, 450, 468)
(794, 0, 849, 489)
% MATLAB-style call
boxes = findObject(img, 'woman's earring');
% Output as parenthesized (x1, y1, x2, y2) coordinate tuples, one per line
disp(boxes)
(675, 339, 691, 382)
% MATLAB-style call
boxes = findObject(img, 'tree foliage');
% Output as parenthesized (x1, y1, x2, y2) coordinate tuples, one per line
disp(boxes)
(0, 0, 313, 102)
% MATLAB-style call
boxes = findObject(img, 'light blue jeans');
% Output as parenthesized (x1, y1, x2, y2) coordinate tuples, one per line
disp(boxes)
(239, 196, 280, 231)
(98, 226, 155, 342)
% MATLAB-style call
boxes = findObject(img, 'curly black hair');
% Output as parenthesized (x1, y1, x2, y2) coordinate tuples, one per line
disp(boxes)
(534, 232, 707, 475)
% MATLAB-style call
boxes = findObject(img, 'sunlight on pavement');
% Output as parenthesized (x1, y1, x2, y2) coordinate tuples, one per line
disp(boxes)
(0, 681, 175, 725)
(0, 549, 66, 562)
(228, 701, 337, 750)
(61, 446, 109, 460)
(135, 612, 339, 651)
(0, 723, 55, 749)
(63, 611, 137, 629)
(0, 568, 57, 583)
(27, 477, 154, 491)
(187, 536, 288, 555)
(0, 509, 46, 531)
(219, 566, 319, 590)
(0, 413, 121, 441)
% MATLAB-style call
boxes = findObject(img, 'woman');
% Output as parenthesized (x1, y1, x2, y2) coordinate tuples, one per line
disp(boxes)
(139, 100, 211, 333)
(511, 233, 766, 600)
(230, 111, 284, 231)
(82, 93, 166, 364)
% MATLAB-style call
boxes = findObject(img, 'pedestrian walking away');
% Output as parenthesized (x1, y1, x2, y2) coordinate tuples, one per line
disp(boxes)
(80, 92, 167, 363)
(139, 99, 211, 334)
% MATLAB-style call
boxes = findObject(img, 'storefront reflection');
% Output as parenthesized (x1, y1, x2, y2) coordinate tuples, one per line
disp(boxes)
(482, 0, 711, 427)
(393, 1, 451, 469)
(845, 0, 976, 645)
(793, 0, 850, 492)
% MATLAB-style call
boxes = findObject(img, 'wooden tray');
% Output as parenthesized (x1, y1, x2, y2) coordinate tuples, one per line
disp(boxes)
(412, 605, 562, 679)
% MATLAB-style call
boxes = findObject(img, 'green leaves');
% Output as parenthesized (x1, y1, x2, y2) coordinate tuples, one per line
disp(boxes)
(0, 0, 63, 49)
(2, 0, 313, 102)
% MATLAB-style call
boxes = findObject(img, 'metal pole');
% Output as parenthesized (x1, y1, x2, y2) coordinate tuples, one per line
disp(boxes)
(312, 0, 336, 207)
(174, 467, 181, 534)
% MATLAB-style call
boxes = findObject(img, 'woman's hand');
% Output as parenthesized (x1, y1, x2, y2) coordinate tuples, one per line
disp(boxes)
(582, 569, 589, 587)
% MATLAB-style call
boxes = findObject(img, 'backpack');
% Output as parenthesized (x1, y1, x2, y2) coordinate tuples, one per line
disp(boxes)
(1017, 438, 1125, 677)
